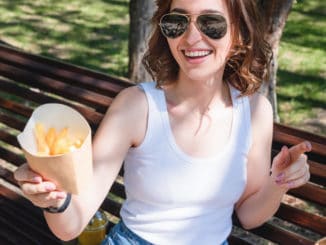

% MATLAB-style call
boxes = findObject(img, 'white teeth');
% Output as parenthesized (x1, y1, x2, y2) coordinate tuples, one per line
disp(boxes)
(184, 50, 211, 57)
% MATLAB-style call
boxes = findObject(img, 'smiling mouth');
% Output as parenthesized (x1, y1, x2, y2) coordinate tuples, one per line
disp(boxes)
(183, 50, 212, 58)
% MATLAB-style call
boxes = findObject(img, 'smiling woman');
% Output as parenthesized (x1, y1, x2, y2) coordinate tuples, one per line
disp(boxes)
(14, 0, 313, 245)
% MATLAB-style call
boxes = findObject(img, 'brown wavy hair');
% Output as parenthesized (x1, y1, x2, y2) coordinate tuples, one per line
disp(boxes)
(142, 0, 272, 96)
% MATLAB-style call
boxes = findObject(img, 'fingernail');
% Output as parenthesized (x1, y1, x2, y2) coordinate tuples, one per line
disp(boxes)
(287, 181, 294, 188)
(45, 183, 56, 191)
(276, 173, 284, 181)
(281, 146, 288, 152)
(33, 176, 42, 183)
(56, 192, 66, 199)
(305, 141, 312, 151)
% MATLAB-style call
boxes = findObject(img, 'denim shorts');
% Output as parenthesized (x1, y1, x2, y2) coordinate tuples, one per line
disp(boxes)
(101, 221, 153, 245)
(101, 220, 229, 245)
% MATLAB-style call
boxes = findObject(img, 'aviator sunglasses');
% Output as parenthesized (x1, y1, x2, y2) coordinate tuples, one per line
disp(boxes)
(159, 12, 227, 39)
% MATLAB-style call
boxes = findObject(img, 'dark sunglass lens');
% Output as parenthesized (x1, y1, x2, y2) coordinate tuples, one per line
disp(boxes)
(160, 14, 188, 38)
(197, 14, 227, 39)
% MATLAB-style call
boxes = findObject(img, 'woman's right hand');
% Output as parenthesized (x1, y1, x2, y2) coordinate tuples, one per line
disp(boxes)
(14, 163, 67, 209)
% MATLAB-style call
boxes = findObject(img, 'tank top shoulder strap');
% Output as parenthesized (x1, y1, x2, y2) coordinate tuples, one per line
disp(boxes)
(136, 82, 166, 149)
(229, 85, 252, 152)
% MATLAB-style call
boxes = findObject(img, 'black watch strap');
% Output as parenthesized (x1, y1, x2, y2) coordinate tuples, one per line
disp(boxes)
(43, 193, 72, 213)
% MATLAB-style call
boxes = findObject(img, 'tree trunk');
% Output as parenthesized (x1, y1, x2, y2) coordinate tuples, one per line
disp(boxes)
(128, 0, 155, 83)
(259, 0, 294, 121)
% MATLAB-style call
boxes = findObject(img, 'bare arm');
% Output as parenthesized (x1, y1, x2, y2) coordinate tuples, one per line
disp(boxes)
(15, 86, 148, 240)
(235, 93, 311, 229)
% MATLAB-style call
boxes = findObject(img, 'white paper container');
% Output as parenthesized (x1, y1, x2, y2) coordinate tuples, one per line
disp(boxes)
(17, 103, 93, 194)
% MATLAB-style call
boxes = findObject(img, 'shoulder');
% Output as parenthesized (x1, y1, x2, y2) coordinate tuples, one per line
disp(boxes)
(107, 85, 149, 122)
(249, 92, 273, 117)
(247, 92, 273, 158)
(102, 85, 148, 146)
(112, 85, 147, 109)
(249, 93, 273, 131)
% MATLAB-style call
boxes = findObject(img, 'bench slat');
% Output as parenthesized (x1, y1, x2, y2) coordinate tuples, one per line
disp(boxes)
(0, 232, 17, 245)
(0, 112, 26, 131)
(289, 184, 326, 206)
(274, 123, 326, 146)
(0, 97, 33, 118)
(251, 222, 314, 245)
(0, 62, 112, 113)
(0, 44, 131, 95)
(110, 181, 126, 199)
(0, 194, 62, 245)
(0, 51, 125, 97)
(308, 160, 326, 185)
(0, 146, 24, 167)
(0, 220, 42, 245)
(276, 203, 326, 235)
(101, 198, 123, 218)
(0, 129, 19, 148)
(1, 202, 60, 243)
(227, 235, 252, 245)
(0, 80, 104, 129)
(0, 165, 18, 186)
(273, 124, 326, 164)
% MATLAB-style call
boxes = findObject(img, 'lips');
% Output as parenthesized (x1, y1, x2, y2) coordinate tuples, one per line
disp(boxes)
(184, 50, 212, 58)
(182, 50, 213, 64)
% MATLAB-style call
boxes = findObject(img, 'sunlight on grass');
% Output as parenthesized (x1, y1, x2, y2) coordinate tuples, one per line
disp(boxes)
(277, 0, 326, 134)
(279, 43, 326, 76)
(0, 0, 129, 77)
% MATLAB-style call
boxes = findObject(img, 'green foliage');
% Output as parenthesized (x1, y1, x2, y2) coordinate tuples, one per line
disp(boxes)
(277, 0, 326, 135)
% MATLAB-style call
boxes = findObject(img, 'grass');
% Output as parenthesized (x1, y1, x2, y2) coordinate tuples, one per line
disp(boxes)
(0, 0, 325, 135)
(277, 0, 326, 135)
(0, 0, 129, 77)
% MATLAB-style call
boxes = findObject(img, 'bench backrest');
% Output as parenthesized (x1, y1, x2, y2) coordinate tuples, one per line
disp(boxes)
(0, 44, 325, 245)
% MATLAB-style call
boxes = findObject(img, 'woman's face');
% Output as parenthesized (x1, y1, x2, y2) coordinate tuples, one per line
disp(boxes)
(166, 0, 232, 83)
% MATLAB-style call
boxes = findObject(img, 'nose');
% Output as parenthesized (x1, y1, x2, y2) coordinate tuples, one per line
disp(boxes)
(183, 21, 203, 45)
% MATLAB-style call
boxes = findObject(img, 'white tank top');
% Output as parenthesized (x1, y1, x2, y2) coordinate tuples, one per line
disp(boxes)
(120, 81, 251, 245)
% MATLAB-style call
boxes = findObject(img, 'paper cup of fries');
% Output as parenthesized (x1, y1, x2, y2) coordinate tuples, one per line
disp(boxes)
(17, 103, 93, 194)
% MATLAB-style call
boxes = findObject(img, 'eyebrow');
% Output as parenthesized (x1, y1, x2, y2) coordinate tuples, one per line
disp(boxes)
(170, 8, 222, 14)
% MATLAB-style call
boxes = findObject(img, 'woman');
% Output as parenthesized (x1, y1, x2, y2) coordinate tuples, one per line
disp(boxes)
(14, 0, 311, 244)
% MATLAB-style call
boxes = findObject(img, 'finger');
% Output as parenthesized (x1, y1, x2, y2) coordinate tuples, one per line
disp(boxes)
(276, 159, 309, 185)
(273, 145, 291, 171)
(288, 141, 312, 164)
(14, 164, 42, 183)
(283, 154, 308, 179)
(21, 181, 57, 195)
(279, 169, 310, 189)
(25, 191, 67, 208)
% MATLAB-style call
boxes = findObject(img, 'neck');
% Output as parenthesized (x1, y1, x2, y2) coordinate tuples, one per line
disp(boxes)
(165, 74, 231, 114)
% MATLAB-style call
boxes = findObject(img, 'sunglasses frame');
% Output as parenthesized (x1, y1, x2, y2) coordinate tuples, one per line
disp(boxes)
(159, 12, 228, 40)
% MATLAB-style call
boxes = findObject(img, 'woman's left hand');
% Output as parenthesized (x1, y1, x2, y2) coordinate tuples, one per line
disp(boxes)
(271, 141, 312, 190)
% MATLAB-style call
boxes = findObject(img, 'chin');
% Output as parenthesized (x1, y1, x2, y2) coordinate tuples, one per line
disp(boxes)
(183, 69, 221, 83)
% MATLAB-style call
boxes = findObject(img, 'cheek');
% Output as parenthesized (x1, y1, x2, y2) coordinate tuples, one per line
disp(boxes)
(167, 39, 181, 61)
(224, 25, 234, 55)
(216, 32, 232, 60)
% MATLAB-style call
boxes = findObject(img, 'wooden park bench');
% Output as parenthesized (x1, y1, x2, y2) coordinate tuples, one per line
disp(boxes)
(0, 43, 325, 245)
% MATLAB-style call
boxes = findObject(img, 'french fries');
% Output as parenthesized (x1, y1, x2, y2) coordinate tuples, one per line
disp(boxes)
(34, 122, 83, 156)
